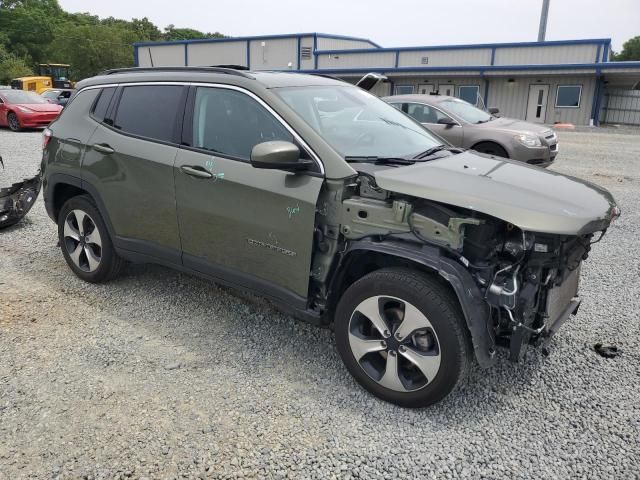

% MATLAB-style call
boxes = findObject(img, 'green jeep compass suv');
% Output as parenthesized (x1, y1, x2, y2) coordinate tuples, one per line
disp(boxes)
(41, 67, 619, 407)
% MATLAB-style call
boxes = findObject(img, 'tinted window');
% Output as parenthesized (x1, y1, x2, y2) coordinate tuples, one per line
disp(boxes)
(458, 85, 479, 105)
(92, 87, 116, 122)
(114, 85, 183, 142)
(395, 85, 414, 95)
(192, 87, 293, 159)
(402, 103, 450, 124)
(555, 85, 581, 108)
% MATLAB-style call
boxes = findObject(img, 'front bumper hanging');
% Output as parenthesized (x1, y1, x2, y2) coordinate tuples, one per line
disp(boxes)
(0, 157, 42, 229)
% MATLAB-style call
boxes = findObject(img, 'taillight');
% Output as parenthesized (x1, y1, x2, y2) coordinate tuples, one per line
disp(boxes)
(43, 128, 52, 149)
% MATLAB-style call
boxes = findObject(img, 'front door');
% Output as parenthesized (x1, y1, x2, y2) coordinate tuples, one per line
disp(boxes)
(417, 84, 435, 95)
(526, 84, 549, 123)
(398, 102, 463, 146)
(174, 86, 323, 305)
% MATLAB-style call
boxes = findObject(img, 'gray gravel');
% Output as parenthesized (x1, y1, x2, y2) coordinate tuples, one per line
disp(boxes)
(1, 126, 639, 479)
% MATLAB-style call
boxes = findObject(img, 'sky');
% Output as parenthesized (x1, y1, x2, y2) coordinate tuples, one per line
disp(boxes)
(57, 0, 639, 52)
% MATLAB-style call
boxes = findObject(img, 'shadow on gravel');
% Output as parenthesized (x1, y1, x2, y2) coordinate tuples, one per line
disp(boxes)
(13, 250, 554, 418)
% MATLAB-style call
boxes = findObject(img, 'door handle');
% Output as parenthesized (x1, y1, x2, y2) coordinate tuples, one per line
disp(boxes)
(92, 143, 115, 154)
(180, 165, 213, 179)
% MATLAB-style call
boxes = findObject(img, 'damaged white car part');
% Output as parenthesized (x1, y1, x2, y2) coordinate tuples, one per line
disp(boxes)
(0, 156, 42, 229)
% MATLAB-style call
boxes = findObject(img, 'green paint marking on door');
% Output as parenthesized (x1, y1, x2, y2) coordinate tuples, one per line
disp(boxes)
(287, 205, 300, 219)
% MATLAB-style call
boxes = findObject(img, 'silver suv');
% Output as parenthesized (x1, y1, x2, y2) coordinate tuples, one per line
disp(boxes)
(385, 94, 559, 167)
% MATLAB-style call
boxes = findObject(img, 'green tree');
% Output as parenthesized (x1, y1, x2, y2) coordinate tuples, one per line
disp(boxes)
(163, 24, 224, 41)
(0, 45, 33, 83)
(613, 36, 640, 61)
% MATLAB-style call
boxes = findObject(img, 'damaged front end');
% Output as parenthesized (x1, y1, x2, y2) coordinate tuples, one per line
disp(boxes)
(0, 156, 42, 229)
(316, 161, 620, 366)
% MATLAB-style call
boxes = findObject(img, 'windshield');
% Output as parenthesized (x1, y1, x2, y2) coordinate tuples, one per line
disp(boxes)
(274, 86, 442, 158)
(440, 98, 492, 124)
(2, 90, 48, 104)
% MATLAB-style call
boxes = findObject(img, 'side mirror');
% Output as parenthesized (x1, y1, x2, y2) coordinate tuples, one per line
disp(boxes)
(437, 117, 457, 127)
(488, 107, 500, 115)
(250, 141, 313, 171)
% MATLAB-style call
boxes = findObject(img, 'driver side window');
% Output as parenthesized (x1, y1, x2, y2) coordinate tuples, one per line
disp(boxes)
(406, 103, 449, 124)
(192, 87, 293, 160)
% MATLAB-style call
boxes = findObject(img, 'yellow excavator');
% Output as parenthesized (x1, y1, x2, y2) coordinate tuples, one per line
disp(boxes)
(10, 63, 73, 94)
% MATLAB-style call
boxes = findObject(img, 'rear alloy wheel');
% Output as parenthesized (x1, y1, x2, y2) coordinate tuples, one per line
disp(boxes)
(58, 195, 125, 282)
(7, 112, 21, 132)
(335, 268, 471, 407)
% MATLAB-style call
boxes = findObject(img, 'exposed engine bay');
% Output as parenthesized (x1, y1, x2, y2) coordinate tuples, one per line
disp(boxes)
(311, 167, 615, 363)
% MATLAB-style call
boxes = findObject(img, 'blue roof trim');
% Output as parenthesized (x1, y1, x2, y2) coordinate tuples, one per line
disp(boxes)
(314, 38, 611, 56)
(292, 61, 640, 75)
(133, 32, 380, 48)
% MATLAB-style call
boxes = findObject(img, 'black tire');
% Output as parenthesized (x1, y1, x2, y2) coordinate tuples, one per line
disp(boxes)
(473, 141, 508, 158)
(57, 194, 125, 283)
(334, 268, 472, 407)
(7, 112, 21, 132)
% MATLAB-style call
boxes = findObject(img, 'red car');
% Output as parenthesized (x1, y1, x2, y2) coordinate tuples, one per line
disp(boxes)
(0, 90, 63, 131)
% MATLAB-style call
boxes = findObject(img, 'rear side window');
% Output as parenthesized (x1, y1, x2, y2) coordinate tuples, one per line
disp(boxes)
(92, 87, 116, 122)
(113, 85, 184, 143)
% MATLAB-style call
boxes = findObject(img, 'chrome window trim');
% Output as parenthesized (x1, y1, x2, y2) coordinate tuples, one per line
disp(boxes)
(76, 81, 325, 175)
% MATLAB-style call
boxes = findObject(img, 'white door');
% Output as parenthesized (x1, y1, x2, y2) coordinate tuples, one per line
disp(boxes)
(417, 84, 434, 94)
(438, 84, 455, 96)
(526, 84, 549, 123)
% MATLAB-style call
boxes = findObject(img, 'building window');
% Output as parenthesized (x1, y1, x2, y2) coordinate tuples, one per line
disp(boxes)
(555, 85, 582, 108)
(395, 85, 414, 95)
(458, 85, 480, 105)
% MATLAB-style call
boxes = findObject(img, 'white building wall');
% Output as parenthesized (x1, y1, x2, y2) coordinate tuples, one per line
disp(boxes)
(187, 41, 246, 67)
(487, 76, 596, 124)
(299, 36, 315, 70)
(249, 37, 298, 70)
(318, 51, 395, 69)
(494, 44, 598, 65)
(316, 37, 376, 50)
(139, 44, 184, 67)
(398, 49, 492, 67)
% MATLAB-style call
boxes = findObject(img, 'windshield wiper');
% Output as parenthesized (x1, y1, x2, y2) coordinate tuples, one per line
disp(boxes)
(344, 156, 415, 165)
(413, 144, 448, 159)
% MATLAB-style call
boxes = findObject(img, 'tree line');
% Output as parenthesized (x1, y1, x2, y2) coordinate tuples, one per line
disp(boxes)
(0, 0, 224, 83)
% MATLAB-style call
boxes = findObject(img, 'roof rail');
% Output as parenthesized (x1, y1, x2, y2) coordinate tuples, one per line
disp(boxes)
(100, 66, 254, 78)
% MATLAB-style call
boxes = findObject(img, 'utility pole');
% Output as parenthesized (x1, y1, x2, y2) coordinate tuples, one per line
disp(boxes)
(538, 0, 550, 41)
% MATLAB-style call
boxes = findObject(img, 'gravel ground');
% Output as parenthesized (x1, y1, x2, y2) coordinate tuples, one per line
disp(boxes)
(1, 126, 639, 479)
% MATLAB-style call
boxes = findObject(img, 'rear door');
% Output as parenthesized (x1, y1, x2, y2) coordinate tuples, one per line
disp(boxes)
(174, 85, 323, 305)
(82, 84, 187, 263)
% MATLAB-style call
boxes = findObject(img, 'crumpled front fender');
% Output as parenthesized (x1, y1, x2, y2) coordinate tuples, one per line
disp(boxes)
(0, 156, 42, 229)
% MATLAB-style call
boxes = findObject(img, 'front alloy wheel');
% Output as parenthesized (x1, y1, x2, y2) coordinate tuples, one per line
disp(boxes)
(348, 296, 441, 392)
(335, 268, 471, 407)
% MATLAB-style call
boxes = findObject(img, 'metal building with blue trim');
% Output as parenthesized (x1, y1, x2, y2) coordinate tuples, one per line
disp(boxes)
(133, 33, 640, 126)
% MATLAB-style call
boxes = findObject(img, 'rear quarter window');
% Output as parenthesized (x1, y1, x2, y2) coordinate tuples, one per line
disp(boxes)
(112, 85, 184, 143)
(91, 87, 116, 122)
(55, 89, 100, 122)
